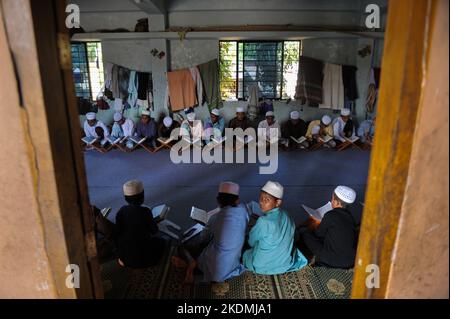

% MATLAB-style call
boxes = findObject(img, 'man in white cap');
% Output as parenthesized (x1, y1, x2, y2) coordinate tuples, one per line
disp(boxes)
(357, 115, 376, 145)
(296, 185, 359, 269)
(83, 112, 110, 142)
(306, 114, 336, 148)
(135, 110, 157, 148)
(281, 110, 309, 150)
(158, 115, 180, 140)
(228, 106, 250, 130)
(111, 112, 135, 149)
(171, 181, 248, 283)
(180, 112, 203, 143)
(114, 180, 166, 268)
(257, 111, 280, 143)
(332, 108, 356, 144)
(203, 108, 225, 143)
(243, 181, 308, 275)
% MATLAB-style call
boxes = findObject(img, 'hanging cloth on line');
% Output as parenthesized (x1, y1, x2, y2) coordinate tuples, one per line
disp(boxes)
(197, 59, 222, 111)
(167, 69, 198, 111)
(320, 63, 344, 110)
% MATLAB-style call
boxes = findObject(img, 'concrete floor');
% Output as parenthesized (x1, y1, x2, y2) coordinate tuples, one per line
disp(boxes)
(85, 147, 371, 230)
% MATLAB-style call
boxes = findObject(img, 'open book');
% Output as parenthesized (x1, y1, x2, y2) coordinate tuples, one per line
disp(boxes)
(190, 206, 220, 225)
(181, 223, 205, 243)
(245, 201, 264, 218)
(157, 136, 174, 144)
(345, 136, 360, 143)
(236, 135, 254, 145)
(182, 136, 201, 145)
(319, 135, 333, 143)
(212, 135, 227, 144)
(101, 207, 112, 218)
(82, 136, 98, 145)
(301, 201, 333, 221)
(151, 204, 170, 220)
(129, 135, 147, 144)
(290, 136, 307, 144)
(107, 136, 125, 145)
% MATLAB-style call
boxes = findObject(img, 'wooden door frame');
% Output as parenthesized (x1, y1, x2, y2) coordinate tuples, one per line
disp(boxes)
(351, 0, 444, 298)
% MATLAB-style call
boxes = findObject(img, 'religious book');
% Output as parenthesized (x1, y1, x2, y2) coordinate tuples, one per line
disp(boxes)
(301, 201, 333, 221)
(236, 135, 254, 145)
(181, 223, 205, 243)
(107, 136, 125, 145)
(129, 135, 147, 144)
(345, 136, 360, 143)
(151, 204, 170, 220)
(212, 135, 227, 144)
(290, 136, 307, 144)
(182, 136, 201, 145)
(190, 206, 220, 225)
(101, 207, 112, 218)
(82, 136, 98, 145)
(319, 135, 333, 143)
(245, 201, 264, 218)
(157, 136, 174, 144)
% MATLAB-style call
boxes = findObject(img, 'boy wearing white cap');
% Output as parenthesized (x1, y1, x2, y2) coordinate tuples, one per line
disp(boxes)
(135, 110, 157, 148)
(180, 112, 203, 142)
(296, 185, 359, 269)
(243, 181, 308, 275)
(305, 115, 336, 148)
(171, 182, 248, 283)
(203, 108, 225, 143)
(281, 111, 309, 149)
(83, 112, 110, 142)
(158, 115, 180, 140)
(228, 107, 250, 130)
(257, 111, 280, 142)
(332, 108, 356, 144)
(111, 112, 135, 149)
(114, 180, 165, 268)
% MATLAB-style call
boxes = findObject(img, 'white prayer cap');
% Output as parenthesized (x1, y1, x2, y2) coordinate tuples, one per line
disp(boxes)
(218, 181, 240, 196)
(290, 111, 300, 120)
(321, 115, 332, 125)
(265, 111, 275, 117)
(341, 108, 351, 116)
(311, 125, 320, 135)
(261, 181, 284, 199)
(163, 116, 173, 128)
(141, 110, 151, 116)
(334, 186, 356, 204)
(187, 113, 196, 122)
(123, 180, 144, 196)
(236, 107, 245, 113)
(114, 112, 123, 122)
(86, 112, 96, 120)
(211, 108, 220, 116)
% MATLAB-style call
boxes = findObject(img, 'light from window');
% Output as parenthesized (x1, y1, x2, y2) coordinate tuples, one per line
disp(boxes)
(71, 42, 104, 101)
(219, 40, 300, 101)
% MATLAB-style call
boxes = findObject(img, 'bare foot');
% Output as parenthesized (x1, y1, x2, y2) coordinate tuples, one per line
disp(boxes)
(171, 256, 188, 269)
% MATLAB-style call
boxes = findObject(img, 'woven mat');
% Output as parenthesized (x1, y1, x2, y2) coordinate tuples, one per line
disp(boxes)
(102, 246, 353, 299)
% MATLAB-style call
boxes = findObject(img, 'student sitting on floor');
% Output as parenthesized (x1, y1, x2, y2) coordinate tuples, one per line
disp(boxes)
(357, 116, 376, 144)
(332, 108, 356, 145)
(243, 181, 308, 275)
(83, 112, 110, 142)
(135, 110, 157, 148)
(281, 111, 309, 150)
(203, 108, 225, 143)
(257, 111, 280, 144)
(228, 107, 250, 130)
(113, 180, 165, 269)
(112, 112, 135, 149)
(158, 115, 180, 139)
(296, 186, 359, 269)
(171, 182, 249, 284)
(305, 115, 336, 148)
(180, 112, 203, 143)
(93, 126, 110, 152)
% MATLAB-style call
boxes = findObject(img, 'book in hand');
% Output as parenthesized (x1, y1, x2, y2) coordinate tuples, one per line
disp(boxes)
(290, 136, 307, 144)
(157, 136, 174, 144)
(319, 135, 333, 143)
(301, 201, 333, 221)
(129, 135, 147, 144)
(82, 136, 98, 145)
(345, 136, 360, 143)
(101, 207, 112, 218)
(245, 201, 264, 218)
(190, 206, 220, 225)
(236, 135, 254, 145)
(181, 223, 205, 243)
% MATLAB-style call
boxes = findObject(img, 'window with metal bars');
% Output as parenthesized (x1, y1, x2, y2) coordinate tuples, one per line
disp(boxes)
(219, 40, 301, 101)
(70, 42, 104, 101)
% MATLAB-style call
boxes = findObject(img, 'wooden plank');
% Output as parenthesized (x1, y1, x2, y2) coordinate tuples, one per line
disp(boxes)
(351, 0, 432, 298)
